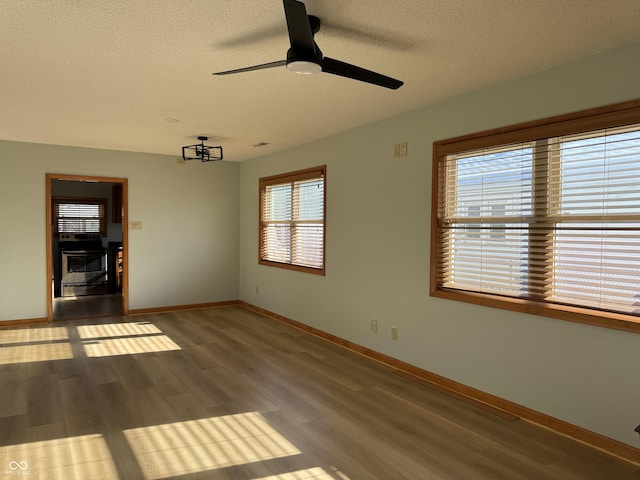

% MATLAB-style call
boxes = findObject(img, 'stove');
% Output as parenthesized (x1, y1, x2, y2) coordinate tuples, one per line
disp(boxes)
(58, 233, 107, 297)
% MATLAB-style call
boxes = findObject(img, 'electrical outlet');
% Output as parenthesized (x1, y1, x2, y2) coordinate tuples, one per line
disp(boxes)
(255, 285, 259, 295)
(371, 320, 378, 334)
(391, 326, 398, 340)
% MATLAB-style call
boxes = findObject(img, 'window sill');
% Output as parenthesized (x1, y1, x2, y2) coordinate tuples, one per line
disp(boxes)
(259, 259, 325, 276)
(430, 287, 640, 334)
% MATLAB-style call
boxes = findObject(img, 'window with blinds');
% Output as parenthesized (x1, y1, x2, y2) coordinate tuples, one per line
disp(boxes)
(53, 197, 107, 235)
(432, 100, 640, 330)
(259, 166, 326, 275)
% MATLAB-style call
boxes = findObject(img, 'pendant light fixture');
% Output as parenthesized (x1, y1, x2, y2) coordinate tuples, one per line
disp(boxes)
(182, 136, 223, 162)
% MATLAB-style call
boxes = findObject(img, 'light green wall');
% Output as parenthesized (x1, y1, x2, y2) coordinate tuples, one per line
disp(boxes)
(238, 42, 640, 447)
(0, 142, 240, 318)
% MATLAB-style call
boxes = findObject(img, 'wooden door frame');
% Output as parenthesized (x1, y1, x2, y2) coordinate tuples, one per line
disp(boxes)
(46, 173, 129, 321)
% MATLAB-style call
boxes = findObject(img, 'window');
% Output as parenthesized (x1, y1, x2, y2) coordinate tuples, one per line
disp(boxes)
(259, 166, 326, 275)
(53, 197, 107, 236)
(490, 204, 506, 239)
(431, 100, 640, 332)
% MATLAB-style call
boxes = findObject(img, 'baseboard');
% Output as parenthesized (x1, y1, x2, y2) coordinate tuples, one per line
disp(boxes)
(238, 301, 640, 466)
(129, 300, 239, 315)
(0, 317, 49, 328)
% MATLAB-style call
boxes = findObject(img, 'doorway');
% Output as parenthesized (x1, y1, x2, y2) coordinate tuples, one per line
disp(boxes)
(46, 174, 128, 321)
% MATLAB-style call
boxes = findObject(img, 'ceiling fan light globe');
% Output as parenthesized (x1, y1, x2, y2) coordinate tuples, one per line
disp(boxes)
(286, 60, 322, 75)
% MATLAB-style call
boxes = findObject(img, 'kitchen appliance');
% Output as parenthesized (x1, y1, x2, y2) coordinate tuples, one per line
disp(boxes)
(58, 232, 107, 297)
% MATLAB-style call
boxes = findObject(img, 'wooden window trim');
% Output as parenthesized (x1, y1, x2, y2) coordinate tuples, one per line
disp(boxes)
(258, 166, 326, 276)
(431, 99, 640, 334)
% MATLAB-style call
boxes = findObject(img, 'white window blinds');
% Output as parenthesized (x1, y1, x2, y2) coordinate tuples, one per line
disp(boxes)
(434, 114, 640, 318)
(259, 166, 326, 274)
(53, 198, 107, 235)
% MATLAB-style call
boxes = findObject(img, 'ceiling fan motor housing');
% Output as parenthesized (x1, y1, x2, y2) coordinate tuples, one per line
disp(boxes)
(286, 46, 322, 75)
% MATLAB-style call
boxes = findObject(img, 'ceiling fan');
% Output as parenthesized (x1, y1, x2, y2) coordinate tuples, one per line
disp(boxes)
(213, 0, 404, 90)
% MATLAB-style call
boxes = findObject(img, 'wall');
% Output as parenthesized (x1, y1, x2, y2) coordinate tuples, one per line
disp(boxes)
(238, 42, 640, 447)
(0, 142, 239, 319)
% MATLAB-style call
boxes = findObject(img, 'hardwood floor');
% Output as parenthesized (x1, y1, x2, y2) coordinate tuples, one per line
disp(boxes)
(52, 294, 123, 321)
(0, 306, 638, 479)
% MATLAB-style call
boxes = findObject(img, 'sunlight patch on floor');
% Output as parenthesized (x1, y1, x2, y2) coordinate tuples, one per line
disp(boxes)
(0, 326, 68, 344)
(78, 321, 181, 357)
(0, 342, 73, 365)
(124, 412, 301, 479)
(82, 335, 180, 357)
(77, 322, 161, 339)
(0, 434, 118, 479)
(253, 467, 338, 479)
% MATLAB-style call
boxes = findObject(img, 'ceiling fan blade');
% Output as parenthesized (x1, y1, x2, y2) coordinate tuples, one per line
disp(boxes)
(321, 57, 404, 90)
(213, 60, 286, 76)
(283, 0, 316, 55)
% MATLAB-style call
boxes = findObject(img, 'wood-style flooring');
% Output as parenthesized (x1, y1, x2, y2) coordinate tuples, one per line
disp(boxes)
(0, 306, 638, 479)
(52, 294, 123, 321)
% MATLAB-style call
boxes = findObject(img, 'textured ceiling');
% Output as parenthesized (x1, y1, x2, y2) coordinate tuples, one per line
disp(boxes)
(1, 1, 640, 162)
